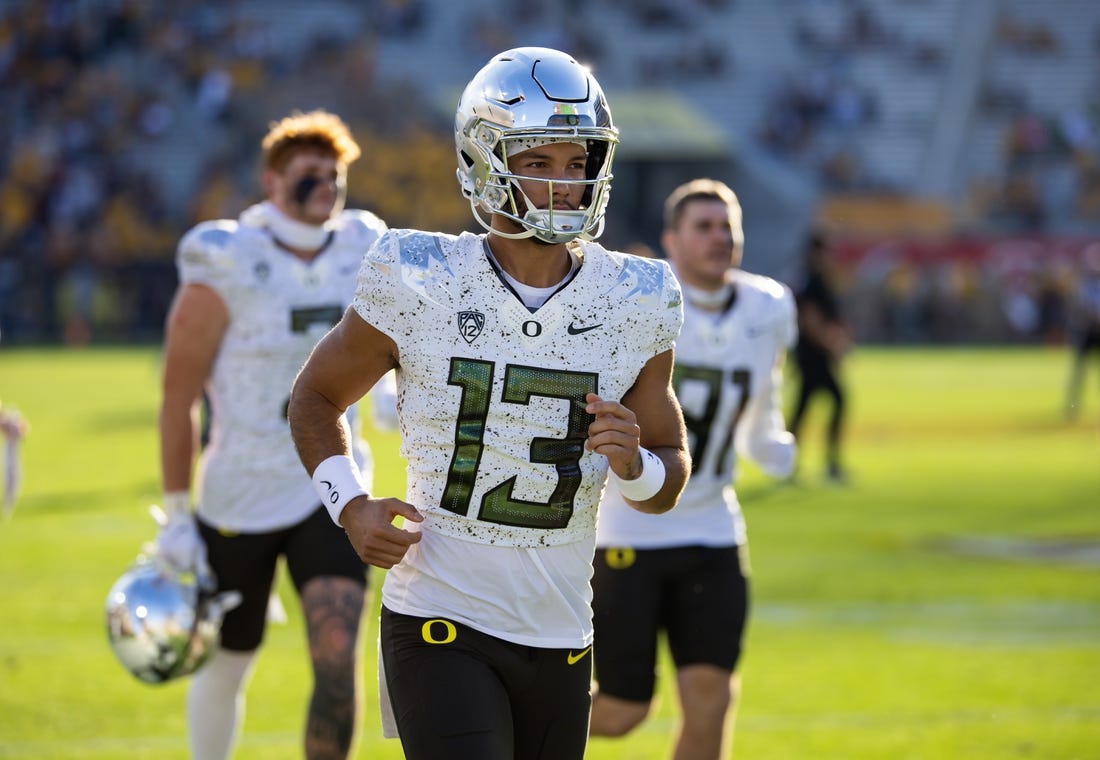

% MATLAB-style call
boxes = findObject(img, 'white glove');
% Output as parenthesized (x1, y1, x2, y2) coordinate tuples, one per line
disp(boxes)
(149, 492, 213, 587)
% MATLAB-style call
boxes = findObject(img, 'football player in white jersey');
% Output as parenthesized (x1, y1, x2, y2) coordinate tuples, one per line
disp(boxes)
(590, 179, 797, 759)
(288, 48, 689, 760)
(155, 110, 388, 760)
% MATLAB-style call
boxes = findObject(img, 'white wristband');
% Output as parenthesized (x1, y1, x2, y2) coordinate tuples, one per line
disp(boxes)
(609, 447, 666, 502)
(162, 491, 191, 515)
(312, 454, 369, 525)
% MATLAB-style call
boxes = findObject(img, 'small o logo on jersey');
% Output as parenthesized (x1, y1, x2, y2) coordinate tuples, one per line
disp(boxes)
(421, 619, 458, 645)
(605, 547, 636, 569)
(522, 320, 542, 338)
(458, 310, 485, 344)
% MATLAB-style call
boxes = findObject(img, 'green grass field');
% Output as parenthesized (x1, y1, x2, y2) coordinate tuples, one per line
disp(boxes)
(1, 345, 1097, 759)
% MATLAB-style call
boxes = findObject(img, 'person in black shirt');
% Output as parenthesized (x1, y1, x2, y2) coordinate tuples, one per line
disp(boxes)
(1064, 243, 1100, 419)
(789, 230, 851, 481)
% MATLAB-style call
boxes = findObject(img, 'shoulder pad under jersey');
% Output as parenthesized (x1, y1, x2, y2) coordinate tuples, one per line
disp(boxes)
(335, 208, 389, 243)
(176, 220, 245, 287)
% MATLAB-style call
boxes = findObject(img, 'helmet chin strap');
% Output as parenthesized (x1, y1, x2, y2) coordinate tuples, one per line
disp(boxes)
(523, 208, 590, 243)
(507, 179, 590, 244)
(470, 199, 536, 240)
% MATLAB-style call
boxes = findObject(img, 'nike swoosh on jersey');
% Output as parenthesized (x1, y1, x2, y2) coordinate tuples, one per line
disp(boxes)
(566, 646, 592, 665)
(567, 322, 603, 335)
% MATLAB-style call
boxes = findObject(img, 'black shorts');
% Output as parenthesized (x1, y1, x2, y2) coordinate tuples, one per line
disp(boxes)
(592, 544, 749, 703)
(379, 606, 592, 760)
(198, 506, 367, 651)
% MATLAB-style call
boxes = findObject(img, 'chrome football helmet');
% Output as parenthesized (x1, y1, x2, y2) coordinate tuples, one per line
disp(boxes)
(455, 47, 619, 244)
(105, 556, 239, 684)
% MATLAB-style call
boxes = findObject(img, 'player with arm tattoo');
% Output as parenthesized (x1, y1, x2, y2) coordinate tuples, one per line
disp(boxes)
(156, 110, 388, 760)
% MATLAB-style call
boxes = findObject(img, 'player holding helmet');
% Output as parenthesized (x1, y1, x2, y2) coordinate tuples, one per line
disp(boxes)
(155, 109, 389, 760)
(288, 48, 689, 759)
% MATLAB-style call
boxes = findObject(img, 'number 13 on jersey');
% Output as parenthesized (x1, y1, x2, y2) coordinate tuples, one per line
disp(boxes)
(440, 357, 598, 530)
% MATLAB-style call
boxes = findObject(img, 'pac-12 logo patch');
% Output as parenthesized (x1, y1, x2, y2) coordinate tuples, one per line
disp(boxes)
(458, 310, 485, 344)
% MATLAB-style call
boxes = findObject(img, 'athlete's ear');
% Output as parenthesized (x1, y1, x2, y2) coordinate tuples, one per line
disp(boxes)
(661, 228, 679, 262)
(260, 167, 278, 199)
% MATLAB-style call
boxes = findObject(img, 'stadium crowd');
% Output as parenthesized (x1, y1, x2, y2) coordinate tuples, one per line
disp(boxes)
(1, 0, 1099, 348)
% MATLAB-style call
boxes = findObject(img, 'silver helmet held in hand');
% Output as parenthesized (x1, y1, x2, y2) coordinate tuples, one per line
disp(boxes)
(105, 557, 238, 684)
(455, 47, 619, 244)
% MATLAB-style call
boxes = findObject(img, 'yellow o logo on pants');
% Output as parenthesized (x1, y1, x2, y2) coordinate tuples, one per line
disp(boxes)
(605, 547, 636, 569)
(421, 619, 457, 645)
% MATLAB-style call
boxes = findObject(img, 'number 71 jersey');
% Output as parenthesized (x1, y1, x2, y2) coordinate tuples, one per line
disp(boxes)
(597, 269, 796, 549)
(352, 230, 683, 548)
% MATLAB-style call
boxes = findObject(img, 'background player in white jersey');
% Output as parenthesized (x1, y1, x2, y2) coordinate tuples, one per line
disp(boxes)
(288, 48, 689, 760)
(154, 110, 389, 760)
(590, 178, 797, 759)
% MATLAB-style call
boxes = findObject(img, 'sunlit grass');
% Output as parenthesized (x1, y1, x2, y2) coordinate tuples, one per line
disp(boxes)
(0, 345, 1097, 758)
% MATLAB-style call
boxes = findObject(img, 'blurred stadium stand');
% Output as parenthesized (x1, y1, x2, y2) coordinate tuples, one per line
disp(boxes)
(1, 0, 1098, 345)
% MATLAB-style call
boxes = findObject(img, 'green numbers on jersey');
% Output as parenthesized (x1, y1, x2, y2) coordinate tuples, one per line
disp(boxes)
(673, 364, 751, 477)
(282, 304, 345, 419)
(440, 358, 598, 529)
(289, 304, 343, 333)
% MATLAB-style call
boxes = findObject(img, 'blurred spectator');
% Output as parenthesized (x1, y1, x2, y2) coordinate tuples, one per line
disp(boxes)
(1001, 269, 1041, 339)
(0, 398, 28, 519)
(1076, 154, 1100, 220)
(2, 0, 1100, 347)
(1064, 243, 1100, 419)
(998, 17, 1060, 54)
(883, 258, 928, 343)
(377, 0, 426, 37)
(925, 259, 980, 343)
(622, 240, 658, 259)
(1036, 262, 1071, 344)
(789, 229, 852, 482)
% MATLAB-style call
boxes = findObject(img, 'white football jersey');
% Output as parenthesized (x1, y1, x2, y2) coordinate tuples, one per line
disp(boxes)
(597, 268, 796, 549)
(178, 207, 387, 532)
(353, 230, 683, 647)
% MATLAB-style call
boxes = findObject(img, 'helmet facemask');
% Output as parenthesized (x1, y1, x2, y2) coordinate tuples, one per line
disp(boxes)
(461, 131, 617, 244)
